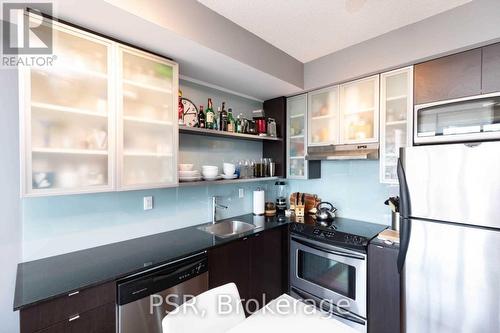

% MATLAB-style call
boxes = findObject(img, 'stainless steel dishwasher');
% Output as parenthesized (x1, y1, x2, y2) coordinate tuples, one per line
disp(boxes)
(117, 252, 209, 333)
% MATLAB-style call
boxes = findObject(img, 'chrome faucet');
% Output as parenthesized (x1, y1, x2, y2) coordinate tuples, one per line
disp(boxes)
(212, 196, 228, 224)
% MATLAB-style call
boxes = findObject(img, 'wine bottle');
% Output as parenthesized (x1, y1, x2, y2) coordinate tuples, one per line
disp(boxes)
(197, 105, 206, 128)
(227, 108, 235, 132)
(205, 98, 215, 129)
(219, 102, 228, 131)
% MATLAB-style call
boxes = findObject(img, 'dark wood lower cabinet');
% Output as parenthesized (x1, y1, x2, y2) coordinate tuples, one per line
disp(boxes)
(208, 235, 252, 302)
(37, 303, 115, 333)
(368, 239, 400, 333)
(249, 228, 285, 307)
(20, 282, 116, 333)
(208, 226, 286, 315)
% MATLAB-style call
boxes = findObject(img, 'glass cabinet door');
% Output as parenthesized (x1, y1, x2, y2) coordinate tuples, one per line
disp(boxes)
(118, 46, 178, 189)
(339, 75, 380, 144)
(307, 86, 339, 145)
(23, 15, 113, 196)
(287, 94, 308, 179)
(380, 67, 413, 184)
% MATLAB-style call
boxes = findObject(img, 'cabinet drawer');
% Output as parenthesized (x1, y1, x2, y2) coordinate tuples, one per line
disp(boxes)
(37, 303, 116, 333)
(21, 282, 116, 333)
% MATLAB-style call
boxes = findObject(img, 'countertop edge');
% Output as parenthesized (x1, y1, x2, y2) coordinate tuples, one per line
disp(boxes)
(14, 215, 290, 310)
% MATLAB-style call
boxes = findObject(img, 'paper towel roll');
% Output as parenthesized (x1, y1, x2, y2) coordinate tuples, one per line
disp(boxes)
(253, 189, 265, 215)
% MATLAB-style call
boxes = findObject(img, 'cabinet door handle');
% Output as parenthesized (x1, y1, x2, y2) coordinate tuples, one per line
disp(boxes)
(68, 291, 79, 297)
(68, 314, 80, 322)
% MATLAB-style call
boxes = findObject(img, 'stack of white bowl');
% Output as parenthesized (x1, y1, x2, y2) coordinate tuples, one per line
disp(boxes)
(222, 163, 237, 179)
(201, 165, 219, 180)
(178, 164, 201, 182)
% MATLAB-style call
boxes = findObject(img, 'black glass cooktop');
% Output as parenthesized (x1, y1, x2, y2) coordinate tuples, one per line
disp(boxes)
(289, 215, 387, 252)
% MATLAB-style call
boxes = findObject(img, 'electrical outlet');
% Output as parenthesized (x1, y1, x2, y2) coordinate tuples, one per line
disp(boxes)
(143, 196, 153, 210)
(238, 188, 244, 198)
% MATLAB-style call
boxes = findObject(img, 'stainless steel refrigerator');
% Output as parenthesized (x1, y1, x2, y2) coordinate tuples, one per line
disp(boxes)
(397, 141, 500, 333)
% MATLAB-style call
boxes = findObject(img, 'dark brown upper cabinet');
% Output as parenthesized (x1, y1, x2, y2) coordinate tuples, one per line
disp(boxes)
(414, 49, 482, 105)
(482, 43, 500, 94)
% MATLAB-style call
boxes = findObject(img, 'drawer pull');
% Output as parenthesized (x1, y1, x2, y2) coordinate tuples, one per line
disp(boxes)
(68, 291, 80, 297)
(68, 315, 80, 322)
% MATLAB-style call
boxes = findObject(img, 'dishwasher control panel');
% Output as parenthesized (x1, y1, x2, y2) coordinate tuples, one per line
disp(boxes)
(178, 261, 207, 281)
(117, 253, 208, 306)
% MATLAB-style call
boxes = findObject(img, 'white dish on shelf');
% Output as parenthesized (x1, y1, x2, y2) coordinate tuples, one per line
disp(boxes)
(221, 174, 238, 180)
(202, 175, 222, 181)
(179, 164, 194, 171)
(178, 170, 200, 177)
(179, 176, 202, 182)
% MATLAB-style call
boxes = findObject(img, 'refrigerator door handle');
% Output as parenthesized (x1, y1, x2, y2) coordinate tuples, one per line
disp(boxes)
(397, 218, 411, 273)
(397, 157, 411, 218)
(397, 157, 412, 273)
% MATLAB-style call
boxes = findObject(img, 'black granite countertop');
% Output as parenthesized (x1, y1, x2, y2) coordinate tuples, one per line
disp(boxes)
(14, 213, 289, 310)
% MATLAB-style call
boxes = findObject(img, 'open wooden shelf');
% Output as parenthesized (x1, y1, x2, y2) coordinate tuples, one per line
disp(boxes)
(179, 126, 282, 142)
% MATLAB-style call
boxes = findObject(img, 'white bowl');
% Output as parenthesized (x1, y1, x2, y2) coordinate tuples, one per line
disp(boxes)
(202, 165, 218, 169)
(179, 164, 194, 171)
(202, 169, 219, 178)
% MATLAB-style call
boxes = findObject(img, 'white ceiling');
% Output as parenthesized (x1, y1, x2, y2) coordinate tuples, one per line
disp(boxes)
(198, 0, 472, 63)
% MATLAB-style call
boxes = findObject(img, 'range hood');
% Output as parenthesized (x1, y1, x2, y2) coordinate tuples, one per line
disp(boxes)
(306, 143, 379, 160)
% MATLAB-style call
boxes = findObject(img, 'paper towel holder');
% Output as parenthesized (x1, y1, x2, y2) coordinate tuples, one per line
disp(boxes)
(253, 187, 265, 216)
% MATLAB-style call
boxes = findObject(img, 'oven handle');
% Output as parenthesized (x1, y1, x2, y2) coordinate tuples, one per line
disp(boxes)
(292, 237, 365, 260)
(290, 287, 366, 326)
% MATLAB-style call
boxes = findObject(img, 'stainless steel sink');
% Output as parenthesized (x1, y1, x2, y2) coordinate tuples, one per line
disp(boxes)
(198, 220, 256, 238)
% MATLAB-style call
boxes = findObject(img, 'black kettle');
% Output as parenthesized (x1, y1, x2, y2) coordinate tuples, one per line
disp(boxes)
(315, 202, 337, 221)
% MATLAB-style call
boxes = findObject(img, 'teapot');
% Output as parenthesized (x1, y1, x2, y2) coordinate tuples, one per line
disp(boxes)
(315, 202, 337, 221)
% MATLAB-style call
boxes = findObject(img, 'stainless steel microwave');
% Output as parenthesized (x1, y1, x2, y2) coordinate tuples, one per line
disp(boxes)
(414, 92, 500, 144)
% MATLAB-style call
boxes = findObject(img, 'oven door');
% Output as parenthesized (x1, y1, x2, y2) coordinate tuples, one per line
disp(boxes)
(290, 234, 367, 317)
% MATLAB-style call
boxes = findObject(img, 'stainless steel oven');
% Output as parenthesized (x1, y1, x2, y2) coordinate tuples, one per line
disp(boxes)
(289, 234, 367, 332)
(414, 92, 500, 144)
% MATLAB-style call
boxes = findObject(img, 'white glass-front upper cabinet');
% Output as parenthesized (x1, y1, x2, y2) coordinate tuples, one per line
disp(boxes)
(339, 75, 380, 144)
(380, 67, 413, 184)
(117, 46, 178, 190)
(21, 14, 114, 196)
(287, 94, 308, 179)
(307, 86, 340, 146)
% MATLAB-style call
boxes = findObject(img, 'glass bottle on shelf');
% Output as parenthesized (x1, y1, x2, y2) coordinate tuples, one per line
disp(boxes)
(197, 105, 206, 128)
(236, 114, 243, 133)
(214, 107, 220, 130)
(178, 90, 184, 126)
(205, 98, 215, 129)
(219, 102, 228, 131)
(227, 108, 235, 132)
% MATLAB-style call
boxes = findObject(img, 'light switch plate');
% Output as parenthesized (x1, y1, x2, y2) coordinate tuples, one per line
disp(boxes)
(238, 188, 244, 198)
(143, 196, 153, 210)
